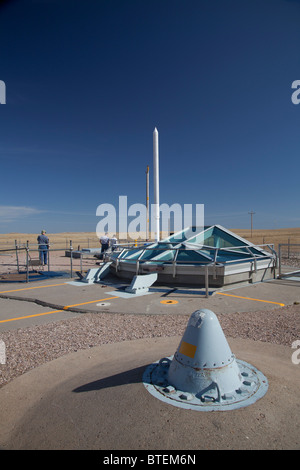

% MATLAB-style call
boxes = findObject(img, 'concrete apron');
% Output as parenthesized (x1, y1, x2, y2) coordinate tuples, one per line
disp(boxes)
(0, 336, 299, 450)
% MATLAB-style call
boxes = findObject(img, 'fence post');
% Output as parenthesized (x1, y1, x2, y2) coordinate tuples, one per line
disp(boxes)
(47, 241, 50, 272)
(15, 239, 20, 273)
(70, 240, 73, 278)
(205, 265, 209, 298)
(26, 240, 29, 283)
(278, 244, 282, 278)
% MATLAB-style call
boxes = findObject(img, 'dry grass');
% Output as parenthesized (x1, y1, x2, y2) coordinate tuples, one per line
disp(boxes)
(0, 232, 100, 250)
(232, 227, 300, 251)
(0, 228, 299, 251)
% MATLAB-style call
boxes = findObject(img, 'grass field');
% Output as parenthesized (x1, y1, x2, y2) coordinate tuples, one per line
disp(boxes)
(0, 227, 300, 251)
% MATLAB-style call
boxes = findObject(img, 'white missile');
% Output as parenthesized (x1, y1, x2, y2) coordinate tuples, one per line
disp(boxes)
(153, 127, 160, 242)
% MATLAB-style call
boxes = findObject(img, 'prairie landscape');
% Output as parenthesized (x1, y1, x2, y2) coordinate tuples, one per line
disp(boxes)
(0, 227, 300, 250)
(0, 227, 299, 277)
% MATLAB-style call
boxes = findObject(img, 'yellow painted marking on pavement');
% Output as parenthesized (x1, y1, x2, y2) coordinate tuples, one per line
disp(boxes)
(179, 341, 197, 359)
(63, 297, 118, 309)
(0, 297, 119, 324)
(216, 292, 285, 307)
(160, 300, 178, 305)
(0, 309, 64, 323)
(0, 282, 68, 294)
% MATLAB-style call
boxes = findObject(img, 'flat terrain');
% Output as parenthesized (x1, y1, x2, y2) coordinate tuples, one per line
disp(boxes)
(231, 227, 300, 251)
(1, 228, 299, 277)
(1, 227, 300, 250)
(0, 228, 299, 450)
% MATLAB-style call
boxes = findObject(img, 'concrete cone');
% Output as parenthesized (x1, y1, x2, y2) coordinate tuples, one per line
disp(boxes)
(167, 309, 243, 399)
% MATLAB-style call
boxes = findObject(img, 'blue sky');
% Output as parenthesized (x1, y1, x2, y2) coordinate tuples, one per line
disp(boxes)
(0, 0, 299, 234)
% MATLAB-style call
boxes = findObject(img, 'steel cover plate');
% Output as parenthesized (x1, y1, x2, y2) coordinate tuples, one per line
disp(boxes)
(143, 356, 269, 411)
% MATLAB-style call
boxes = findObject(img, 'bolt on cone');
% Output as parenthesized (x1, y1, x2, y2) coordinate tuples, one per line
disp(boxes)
(167, 309, 243, 398)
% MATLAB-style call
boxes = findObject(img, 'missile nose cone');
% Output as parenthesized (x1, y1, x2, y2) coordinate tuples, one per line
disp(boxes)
(167, 308, 243, 395)
(143, 308, 269, 411)
(177, 309, 234, 368)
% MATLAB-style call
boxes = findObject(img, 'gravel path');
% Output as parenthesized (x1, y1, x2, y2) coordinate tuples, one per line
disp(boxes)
(0, 303, 299, 389)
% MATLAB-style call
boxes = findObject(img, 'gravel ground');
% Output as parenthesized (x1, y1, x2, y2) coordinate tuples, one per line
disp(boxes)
(0, 302, 299, 389)
(281, 256, 300, 269)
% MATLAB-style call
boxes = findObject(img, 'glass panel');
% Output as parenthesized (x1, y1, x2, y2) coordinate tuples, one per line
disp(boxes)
(216, 250, 252, 262)
(176, 249, 213, 263)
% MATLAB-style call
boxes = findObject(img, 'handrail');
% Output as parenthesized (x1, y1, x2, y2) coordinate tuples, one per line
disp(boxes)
(278, 243, 300, 277)
(108, 242, 277, 298)
(172, 248, 179, 278)
(110, 243, 275, 268)
(112, 242, 274, 254)
(0, 238, 277, 286)
(113, 254, 263, 266)
(113, 252, 274, 268)
(0, 246, 27, 253)
(0, 242, 100, 282)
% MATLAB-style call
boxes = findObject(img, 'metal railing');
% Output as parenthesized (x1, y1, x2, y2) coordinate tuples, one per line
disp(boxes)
(278, 243, 300, 278)
(0, 239, 278, 293)
(107, 242, 277, 296)
(0, 240, 102, 282)
(110, 242, 276, 268)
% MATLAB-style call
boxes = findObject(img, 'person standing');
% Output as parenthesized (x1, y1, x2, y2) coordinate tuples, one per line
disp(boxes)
(110, 234, 118, 251)
(100, 232, 109, 254)
(37, 230, 49, 265)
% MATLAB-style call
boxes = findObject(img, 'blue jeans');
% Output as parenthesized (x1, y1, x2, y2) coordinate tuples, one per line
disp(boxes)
(39, 246, 48, 265)
(101, 243, 109, 253)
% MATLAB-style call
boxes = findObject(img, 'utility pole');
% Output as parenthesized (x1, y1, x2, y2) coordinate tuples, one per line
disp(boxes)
(248, 210, 255, 238)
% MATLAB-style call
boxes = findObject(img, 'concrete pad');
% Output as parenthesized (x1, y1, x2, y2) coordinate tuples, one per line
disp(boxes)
(218, 279, 300, 308)
(106, 290, 154, 299)
(0, 276, 299, 333)
(0, 336, 299, 450)
(0, 298, 81, 332)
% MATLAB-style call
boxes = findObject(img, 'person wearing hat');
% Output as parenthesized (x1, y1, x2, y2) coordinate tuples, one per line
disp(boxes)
(37, 230, 49, 265)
